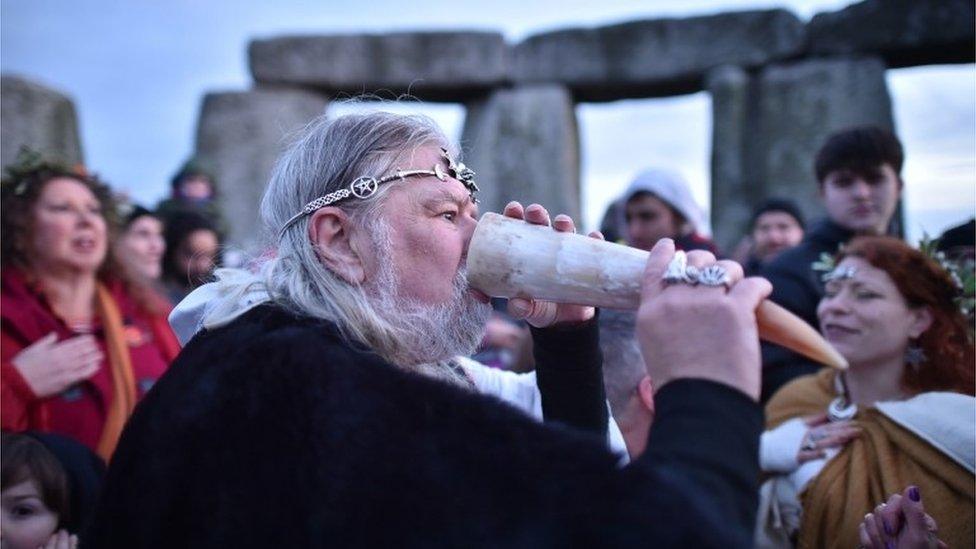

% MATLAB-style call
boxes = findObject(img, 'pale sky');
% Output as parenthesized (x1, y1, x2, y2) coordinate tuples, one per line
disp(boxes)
(2, 0, 973, 244)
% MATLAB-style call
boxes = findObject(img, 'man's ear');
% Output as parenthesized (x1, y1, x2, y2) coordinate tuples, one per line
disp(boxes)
(637, 375, 655, 417)
(908, 306, 933, 339)
(308, 207, 365, 285)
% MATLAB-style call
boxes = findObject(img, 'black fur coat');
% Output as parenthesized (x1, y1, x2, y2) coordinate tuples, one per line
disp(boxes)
(87, 304, 761, 548)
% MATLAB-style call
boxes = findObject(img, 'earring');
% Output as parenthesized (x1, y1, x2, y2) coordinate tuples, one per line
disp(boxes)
(905, 340, 927, 372)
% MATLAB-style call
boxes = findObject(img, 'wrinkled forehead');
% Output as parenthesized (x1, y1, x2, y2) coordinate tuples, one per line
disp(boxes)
(417, 179, 476, 205)
(372, 146, 477, 210)
(385, 177, 477, 219)
(395, 143, 451, 167)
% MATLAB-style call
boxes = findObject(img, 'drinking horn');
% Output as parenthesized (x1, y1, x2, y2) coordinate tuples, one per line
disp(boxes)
(467, 213, 847, 370)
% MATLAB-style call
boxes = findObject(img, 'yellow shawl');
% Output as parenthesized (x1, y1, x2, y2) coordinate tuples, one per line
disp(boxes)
(766, 369, 974, 549)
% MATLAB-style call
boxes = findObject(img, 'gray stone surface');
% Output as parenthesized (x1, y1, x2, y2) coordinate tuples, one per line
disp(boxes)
(249, 32, 509, 101)
(807, 0, 975, 68)
(461, 85, 580, 221)
(708, 56, 898, 249)
(194, 88, 328, 250)
(756, 56, 895, 225)
(707, 65, 760, 253)
(514, 10, 805, 101)
(1, 74, 83, 168)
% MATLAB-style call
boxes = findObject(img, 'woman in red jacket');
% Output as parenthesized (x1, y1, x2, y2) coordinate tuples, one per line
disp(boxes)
(1, 154, 180, 462)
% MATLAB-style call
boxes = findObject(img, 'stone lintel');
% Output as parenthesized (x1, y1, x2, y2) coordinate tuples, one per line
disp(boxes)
(249, 32, 509, 102)
(514, 10, 805, 102)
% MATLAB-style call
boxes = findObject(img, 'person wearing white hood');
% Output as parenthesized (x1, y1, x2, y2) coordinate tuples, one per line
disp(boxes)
(617, 168, 720, 255)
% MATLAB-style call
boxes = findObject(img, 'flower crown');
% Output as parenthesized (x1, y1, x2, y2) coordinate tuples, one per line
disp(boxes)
(918, 235, 975, 322)
(1, 148, 90, 196)
(812, 236, 975, 322)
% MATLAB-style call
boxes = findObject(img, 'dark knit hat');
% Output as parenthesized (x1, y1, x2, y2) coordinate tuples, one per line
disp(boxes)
(750, 198, 806, 231)
(119, 204, 158, 228)
(936, 218, 975, 255)
(170, 158, 216, 191)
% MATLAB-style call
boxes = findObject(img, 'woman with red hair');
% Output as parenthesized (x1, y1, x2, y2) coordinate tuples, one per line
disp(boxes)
(756, 236, 974, 548)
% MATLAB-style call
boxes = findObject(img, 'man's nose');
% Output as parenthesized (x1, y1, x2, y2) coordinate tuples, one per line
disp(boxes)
(850, 179, 872, 198)
(461, 214, 479, 247)
(627, 221, 642, 238)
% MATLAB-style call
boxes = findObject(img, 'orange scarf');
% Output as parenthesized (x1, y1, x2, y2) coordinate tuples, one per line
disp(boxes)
(94, 284, 138, 462)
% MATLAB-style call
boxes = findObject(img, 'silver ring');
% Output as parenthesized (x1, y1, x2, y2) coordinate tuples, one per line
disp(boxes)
(663, 251, 700, 284)
(698, 265, 731, 288)
(801, 440, 817, 451)
(663, 251, 689, 284)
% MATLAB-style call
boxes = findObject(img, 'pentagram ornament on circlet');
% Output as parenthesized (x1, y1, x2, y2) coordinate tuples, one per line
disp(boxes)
(350, 177, 379, 199)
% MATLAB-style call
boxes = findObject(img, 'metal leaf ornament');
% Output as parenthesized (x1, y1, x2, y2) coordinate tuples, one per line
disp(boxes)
(812, 251, 838, 282)
(441, 148, 479, 199)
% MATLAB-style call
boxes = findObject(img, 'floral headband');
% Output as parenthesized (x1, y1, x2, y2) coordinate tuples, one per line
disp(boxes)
(2, 148, 91, 197)
(812, 238, 975, 321)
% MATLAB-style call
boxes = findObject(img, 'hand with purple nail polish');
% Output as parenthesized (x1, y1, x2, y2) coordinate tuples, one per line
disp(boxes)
(857, 486, 947, 549)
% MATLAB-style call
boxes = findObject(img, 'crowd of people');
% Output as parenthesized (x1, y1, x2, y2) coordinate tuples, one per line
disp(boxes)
(0, 114, 972, 548)
(0, 154, 224, 547)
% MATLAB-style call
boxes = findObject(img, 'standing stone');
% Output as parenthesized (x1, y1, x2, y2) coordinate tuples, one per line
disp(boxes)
(807, 0, 975, 67)
(249, 32, 509, 101)
(461, 85, 580, 221)
(1, 75, 83, 168)
(708, 56, 897, 250)
(194, 88, 328, 251)
(707, 65, 760, 253)
(513, 10, 805, 101)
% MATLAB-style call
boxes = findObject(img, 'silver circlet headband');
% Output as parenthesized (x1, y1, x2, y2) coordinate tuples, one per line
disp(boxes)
(278, 148, 478, 238)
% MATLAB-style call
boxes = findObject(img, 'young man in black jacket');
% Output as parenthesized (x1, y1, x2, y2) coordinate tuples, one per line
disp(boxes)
(88, 112, 770, 548)
(760, 126, 904, 402)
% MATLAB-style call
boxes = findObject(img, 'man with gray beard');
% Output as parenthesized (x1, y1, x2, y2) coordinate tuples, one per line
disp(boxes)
(362, 216, 492, 378)
(90, 112, 770, 548)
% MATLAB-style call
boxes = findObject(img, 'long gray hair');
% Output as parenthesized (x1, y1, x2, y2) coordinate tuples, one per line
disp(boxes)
(205, 111, 456, 364)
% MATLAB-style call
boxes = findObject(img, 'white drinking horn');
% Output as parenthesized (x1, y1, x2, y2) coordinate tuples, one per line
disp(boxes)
(467, 212, 847, 370)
